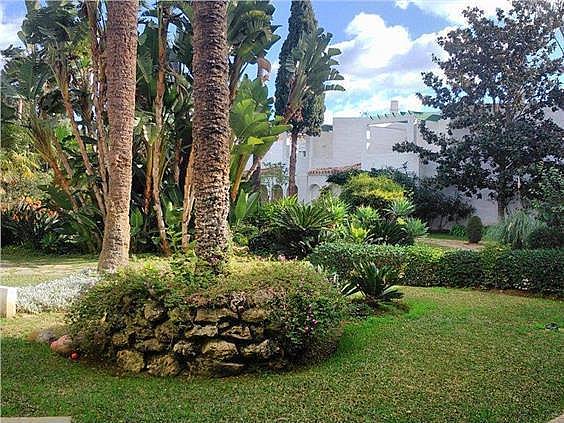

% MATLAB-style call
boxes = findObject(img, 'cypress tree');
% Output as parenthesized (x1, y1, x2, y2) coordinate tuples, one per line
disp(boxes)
(275, 0, 325, 196)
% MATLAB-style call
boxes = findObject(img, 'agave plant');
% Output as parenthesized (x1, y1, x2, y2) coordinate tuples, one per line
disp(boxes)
(342, 262, 403, 306)
(386, 198, 415, 219)
(402, 217, 429, 238)
(353, 205, 381, 228)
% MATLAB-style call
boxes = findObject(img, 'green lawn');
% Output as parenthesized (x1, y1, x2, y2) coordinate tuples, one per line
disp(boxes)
(0, 252, 97, 287)
(2, 287, 563, 422)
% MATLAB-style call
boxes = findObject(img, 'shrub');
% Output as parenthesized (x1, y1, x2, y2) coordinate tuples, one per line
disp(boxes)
(308, 242, 407, 281)
(342, 263, 403, 306)
(485, 210, 545, 249)
(67, 258, 348, 373)
(526, 226, 564, 249)
(402, 245, 444, 287)
(340, 174, 405, 211)
(328, 168, 474, 226)
(489, 249, 563, 294)
(437, 250, 484, 287)
(466, 216, 483, 243)
(310, 242, 563, 296)
(449, 224, 467, 239)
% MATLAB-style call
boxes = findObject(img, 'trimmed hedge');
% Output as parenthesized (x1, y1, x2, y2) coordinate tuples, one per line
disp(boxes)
(309, 242, 563, 296)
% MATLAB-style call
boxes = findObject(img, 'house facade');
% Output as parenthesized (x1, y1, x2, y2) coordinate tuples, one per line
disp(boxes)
(260, 103, 564, 225)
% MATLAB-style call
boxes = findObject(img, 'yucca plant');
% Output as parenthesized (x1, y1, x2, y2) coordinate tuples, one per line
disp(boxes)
(485, 210, 546, 249)
(342, 262, 403, 306)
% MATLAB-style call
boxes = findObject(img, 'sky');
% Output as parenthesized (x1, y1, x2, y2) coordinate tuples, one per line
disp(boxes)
(0, 0, 515, 123)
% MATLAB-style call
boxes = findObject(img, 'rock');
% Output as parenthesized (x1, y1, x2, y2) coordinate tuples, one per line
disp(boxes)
(50, 335, 73, 356)
(117, 350, 145, 373)
(217, 321, 231, 330)
(111, 332, 130, 348)
(136, 338, 166, 352)
(241, 308, 267, 323)
(211, 361, 245, 376)
(241, 340, 280, 360)
(155, 320, 179, 343)
(147, 354, 181, 376)
(251, 325, 265, 339)
(29, 325, 67, 344)
(185, 325, 218, 338)
(221, 325, 252, 341)
(127, 325, 154, 341)
(173, 341, 197, 357)
(185, 358, 244, 377)
(144, 301, 166, 322)
(195, 308, 237, 323)
(168, 307, 194, 325)
(201, 340, 238, 361)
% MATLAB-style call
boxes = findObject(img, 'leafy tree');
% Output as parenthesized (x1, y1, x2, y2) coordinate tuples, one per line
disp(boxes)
(394, 0, 564, 219)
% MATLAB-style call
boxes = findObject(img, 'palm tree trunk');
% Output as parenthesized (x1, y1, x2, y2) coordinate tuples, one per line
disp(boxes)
(287, 130, 298, 196)
(192, 0, 230, 269)
(98, 0, 138, 272)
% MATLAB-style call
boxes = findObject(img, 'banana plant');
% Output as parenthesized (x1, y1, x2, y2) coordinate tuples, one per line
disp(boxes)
(283, 28, 345, 123)
(231, 189, 259, 226)
(229, 76, 290, 202)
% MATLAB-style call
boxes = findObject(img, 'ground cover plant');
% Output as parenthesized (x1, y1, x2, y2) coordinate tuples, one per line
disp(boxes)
(2, 287, 563, 422)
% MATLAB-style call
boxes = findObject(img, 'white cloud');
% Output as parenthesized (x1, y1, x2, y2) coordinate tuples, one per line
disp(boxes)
(324, 13, 453, 123)
(396, 0, 511, 24)
(0, 4, 25, 51)
(395, 0, 410, 10)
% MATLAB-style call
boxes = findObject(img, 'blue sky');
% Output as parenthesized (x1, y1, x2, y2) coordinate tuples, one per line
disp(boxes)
(0, 0, 515, 122)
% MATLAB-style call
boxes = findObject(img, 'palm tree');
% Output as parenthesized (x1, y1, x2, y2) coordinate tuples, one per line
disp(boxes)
(98, 0, 139, 272)
(191, 0, 231, 269)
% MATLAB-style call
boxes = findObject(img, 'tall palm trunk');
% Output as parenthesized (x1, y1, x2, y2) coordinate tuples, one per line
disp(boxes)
(287, 130, 298, 196)
(98, 0, 138, 272)
(192, 0, 230, 269)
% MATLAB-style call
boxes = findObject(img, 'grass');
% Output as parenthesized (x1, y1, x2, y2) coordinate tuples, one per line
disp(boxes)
(0, 252, 97, 287)
(2, 287, 563, 422)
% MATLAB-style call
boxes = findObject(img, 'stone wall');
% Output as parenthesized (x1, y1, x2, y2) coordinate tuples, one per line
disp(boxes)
(111, 301, 287, 377)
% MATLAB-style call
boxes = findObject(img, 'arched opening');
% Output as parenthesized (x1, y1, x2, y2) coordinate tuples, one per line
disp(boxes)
(309, 184, 321, 201)
(272, 184, 283, 201)
(259, 184, 269, 202)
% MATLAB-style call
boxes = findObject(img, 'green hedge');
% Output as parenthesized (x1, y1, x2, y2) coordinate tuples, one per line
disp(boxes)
(309, 242, 563, 296)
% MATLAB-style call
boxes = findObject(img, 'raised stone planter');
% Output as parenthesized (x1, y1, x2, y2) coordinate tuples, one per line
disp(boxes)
(102, 304, 288, 377)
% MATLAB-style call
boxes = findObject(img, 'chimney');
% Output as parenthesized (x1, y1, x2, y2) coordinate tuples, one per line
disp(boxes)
(390, 100, 399, 113)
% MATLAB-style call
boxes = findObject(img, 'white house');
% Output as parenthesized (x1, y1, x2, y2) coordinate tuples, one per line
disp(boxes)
(261, 102, 564, 225)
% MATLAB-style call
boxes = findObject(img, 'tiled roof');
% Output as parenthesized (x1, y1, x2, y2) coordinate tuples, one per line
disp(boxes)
(308, 163, 361, 176)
